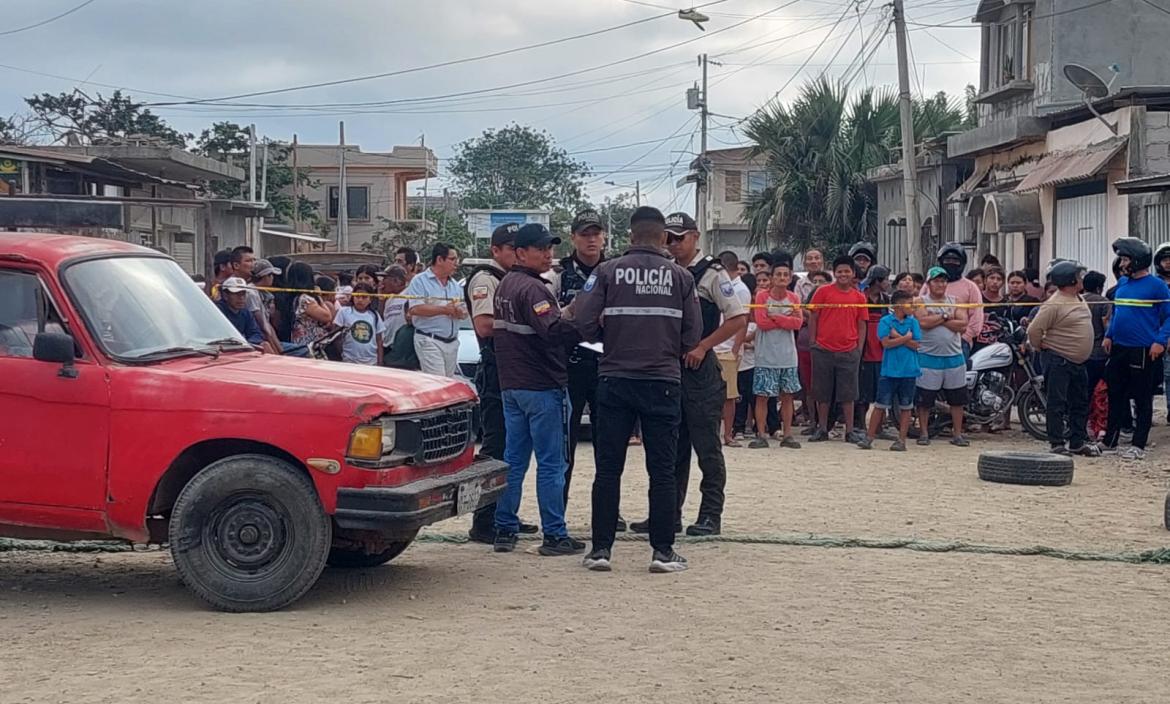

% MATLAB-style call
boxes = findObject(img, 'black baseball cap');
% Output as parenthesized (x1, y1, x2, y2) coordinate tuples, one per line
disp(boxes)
(491, 222, 519, 247)
(664, 212, 698, 235)
(571, 210, 604, 234)
(629, 206, 666, 227)
(514, 223, 561, 249)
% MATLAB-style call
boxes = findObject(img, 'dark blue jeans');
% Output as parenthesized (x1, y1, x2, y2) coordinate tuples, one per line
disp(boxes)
(592, 376, 681, 554)
(495, 388, 570, 538)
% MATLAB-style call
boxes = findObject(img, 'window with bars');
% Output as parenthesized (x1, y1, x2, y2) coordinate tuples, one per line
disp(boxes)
(328, 186, 370, 221)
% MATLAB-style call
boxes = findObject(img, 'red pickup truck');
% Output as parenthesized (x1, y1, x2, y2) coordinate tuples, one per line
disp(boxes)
(0, 234, 507, 612)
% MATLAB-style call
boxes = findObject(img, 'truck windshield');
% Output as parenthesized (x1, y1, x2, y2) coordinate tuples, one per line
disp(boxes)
(65, 256, 249, 361)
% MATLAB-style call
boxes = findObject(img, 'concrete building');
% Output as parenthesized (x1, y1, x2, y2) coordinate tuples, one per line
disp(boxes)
(290, 143, 437, 251)
(868, 137, 974, 273)
(947, 0, 1170, 278)
(0, 143, 262, 276)
(696, 146, 770, 259)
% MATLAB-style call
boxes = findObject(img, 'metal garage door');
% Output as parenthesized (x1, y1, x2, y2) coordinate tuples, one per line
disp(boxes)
(1054, 192, 1107, 276)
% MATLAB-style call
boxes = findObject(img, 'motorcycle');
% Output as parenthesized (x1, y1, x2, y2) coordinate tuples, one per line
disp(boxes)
(927, 318, 1048, 441)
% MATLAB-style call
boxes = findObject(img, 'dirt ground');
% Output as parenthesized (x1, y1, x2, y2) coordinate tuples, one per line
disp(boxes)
(3, 426, 1170, 704)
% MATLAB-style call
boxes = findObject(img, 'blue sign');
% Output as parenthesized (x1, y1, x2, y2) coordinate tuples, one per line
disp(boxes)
(489, 212, 528, 230)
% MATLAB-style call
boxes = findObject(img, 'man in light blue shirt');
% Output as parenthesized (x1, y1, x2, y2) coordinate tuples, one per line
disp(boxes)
(405, 243, 466, 377)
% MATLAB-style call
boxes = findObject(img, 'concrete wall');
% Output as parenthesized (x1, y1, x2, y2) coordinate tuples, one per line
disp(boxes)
(301, 168, 396, 251)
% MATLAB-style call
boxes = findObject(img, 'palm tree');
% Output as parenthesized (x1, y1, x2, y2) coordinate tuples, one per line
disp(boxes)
(742, 78, 969, 254)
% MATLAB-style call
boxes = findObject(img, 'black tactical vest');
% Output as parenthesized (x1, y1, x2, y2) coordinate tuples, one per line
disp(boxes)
(688, 255, 722, 339)
(557, 254, 601, 307)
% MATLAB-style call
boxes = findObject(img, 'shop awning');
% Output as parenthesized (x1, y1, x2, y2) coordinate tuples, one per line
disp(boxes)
(1115, 173, 1170, 194)
(980, 192, 1043, 235)
(947, 162, 991, 202)
(1014, 139, 1126, 193)
(259, 228, 331, 243)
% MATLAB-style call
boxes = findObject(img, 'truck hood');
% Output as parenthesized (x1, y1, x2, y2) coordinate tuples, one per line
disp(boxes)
(165, 353, 477, 417)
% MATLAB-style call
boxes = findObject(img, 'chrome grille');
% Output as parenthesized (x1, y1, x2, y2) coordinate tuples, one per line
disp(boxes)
(417, 405, 473, 464)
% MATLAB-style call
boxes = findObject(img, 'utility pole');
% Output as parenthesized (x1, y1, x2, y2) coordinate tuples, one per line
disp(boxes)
(635, 180, 641, 207)
(338, 121, 348, 251)
(698, 53, 710, 251)
(420, 133, 428, 232)
(893, 0, 923, 274)
(260, 141, 269, 204)
(291, 134, 300, 235)
(248, 124, 257, 203)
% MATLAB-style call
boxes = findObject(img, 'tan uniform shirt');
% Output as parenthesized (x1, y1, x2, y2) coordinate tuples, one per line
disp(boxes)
(1026, 289, 1093, 364)
(695, 262, 748, 322)
(468, 261, 506, 319)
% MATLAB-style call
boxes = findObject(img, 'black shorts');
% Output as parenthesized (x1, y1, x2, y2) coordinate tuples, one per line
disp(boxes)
(916, 385, 970, 408)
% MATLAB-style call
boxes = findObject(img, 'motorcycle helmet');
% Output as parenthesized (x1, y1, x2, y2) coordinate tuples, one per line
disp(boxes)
(849, 242, 877, 263)
(1049, 260, 1083, 288)
(865, 265, 891, 288)
(1154, 241, 1170, 278)
(1111, 237, 1152, 273)
(937, 243, 968, 282)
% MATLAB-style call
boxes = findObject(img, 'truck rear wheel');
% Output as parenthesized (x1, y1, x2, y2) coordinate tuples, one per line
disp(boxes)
(327, 530, 418, 569)
(168, 454, 331, 612)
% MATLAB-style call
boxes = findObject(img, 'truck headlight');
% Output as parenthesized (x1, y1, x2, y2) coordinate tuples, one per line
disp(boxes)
(347, 420, 398, 461)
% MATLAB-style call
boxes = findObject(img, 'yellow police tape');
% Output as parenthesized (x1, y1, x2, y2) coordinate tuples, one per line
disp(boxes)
(214, 283, 1161, 309)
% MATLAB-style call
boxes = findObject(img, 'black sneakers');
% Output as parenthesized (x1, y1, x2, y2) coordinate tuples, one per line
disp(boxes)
(538, 536, 586, 557)
(616, 516, 628, 533)
(649, 550, 688, 573)
(583, 548, 612, 571)
(685, 516, 720, 537)
(518, 521, 539, 534)
(493, 533, 517, 553)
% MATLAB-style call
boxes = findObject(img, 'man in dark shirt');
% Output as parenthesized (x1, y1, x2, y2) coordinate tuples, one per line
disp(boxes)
(573, 206, 702, 574)
(492, 224, 584, 557)
(216, 277, 264, 345)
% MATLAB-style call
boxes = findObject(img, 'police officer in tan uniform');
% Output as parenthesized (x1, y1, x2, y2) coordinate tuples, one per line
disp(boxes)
(630, 212, 746, 537)
(464, 223, 537, 543)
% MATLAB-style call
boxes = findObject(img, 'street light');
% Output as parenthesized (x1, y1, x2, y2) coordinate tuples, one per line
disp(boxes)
(604, 180, 641, 206)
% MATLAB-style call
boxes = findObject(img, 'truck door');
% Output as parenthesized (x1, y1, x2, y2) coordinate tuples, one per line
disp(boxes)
(0, 268, 110, 511)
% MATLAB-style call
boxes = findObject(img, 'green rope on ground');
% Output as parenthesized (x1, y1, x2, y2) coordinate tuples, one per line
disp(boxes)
(412, 531, 1170, 566)
(4, 533, 1170, 566)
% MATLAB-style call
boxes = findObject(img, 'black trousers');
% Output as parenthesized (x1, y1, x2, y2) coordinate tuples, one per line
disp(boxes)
(564, 350, 599, 506)
(675, 352, 727, 523)
(734, 368, 778, 435)
(471, 344, 504, 532)
(592, 376, 681, 554)
(1044, 352, 1089, 449)
(1103, 345, 1161, 450)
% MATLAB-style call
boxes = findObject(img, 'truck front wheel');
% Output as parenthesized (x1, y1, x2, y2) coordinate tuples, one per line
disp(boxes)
(168, 454, 331, 612)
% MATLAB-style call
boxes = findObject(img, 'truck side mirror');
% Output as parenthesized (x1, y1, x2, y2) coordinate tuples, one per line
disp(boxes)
(33, 332, 78, 378)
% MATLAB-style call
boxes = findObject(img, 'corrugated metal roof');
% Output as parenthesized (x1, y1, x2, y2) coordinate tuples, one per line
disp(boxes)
(948, 161, 991, 201)
(1115, 173, 1170, 194)
(1014, 139, 1126, 193)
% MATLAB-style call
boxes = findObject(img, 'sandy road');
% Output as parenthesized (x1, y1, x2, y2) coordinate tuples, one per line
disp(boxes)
(2, 429, 1169, 703)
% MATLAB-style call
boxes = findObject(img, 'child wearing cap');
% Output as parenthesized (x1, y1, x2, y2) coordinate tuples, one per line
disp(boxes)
(750, 262, 803, 449)
(858, 290, 921, 451)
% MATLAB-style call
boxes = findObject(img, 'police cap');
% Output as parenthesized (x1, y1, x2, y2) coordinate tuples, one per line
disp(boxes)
(664, 212, 698, 235)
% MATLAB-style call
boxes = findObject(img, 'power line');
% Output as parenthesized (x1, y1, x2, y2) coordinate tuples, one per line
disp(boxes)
(0, 0, 99, 37)
(908, 0, 1114, 26)
(1140, 0, 1170, 15)
(147, 0, 733, 106)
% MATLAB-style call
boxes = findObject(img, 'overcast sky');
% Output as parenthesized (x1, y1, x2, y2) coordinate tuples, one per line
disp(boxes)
(0, 0, 982, 208)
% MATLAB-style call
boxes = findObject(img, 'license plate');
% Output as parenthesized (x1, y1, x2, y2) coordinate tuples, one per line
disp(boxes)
(456, 480, 483, 516)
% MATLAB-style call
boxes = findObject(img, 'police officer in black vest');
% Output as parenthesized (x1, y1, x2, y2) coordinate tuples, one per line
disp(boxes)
(465, 223, 537, 543)
(547, 210, 616, 515)
(630, 212, 746, 537)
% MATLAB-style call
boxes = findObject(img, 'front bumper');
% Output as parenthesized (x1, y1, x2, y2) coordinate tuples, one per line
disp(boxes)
(333, 458, 508, 533)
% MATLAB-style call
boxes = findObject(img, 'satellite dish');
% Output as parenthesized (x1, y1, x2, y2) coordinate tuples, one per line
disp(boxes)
(1063, 63, 1110, 99)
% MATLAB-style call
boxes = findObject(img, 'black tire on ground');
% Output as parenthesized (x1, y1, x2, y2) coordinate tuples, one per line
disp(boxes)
(327, 530, 419, 568)
(168, 454, 331, 613)
(976, 450, 1074, 487)
(1016, 386, 1048, 442)
(1164, 494, 1170, 532)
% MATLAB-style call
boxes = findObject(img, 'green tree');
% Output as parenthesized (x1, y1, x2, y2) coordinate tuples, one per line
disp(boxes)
(361, 206, 475, 259)
(24, 89, 189, 146)
(193, 121, 321, 228)
(742, 78, 971, 254)
(593, 192, 637, 253)
(447, 124, 591, 234)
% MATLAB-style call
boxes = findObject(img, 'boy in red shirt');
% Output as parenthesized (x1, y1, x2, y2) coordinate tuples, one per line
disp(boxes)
(808, 255, 868, 443)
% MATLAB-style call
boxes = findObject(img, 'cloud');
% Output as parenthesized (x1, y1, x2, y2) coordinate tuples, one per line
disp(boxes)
(0, 0, 982, 205)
